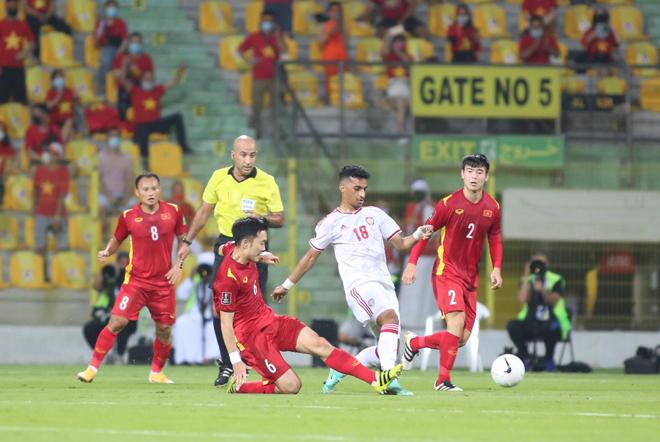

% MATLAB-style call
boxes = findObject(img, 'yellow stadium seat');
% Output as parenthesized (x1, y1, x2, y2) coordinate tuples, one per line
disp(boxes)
(293, 1, 323, 36)
(65, 140, 98, 176)
(40, 32, 75, 68)
(307, 40, 325, 73)
(0, 255, 6, 288)
(462, 0, 492, 4)
(24, 216, 58, 250)
(474, 4, 507, 39)
(344, 1, 374, 38)
(149, 142, 184, 178)
(0, 103, 30, 139)
(120, 140, 142, 174)
(26, 66, 50, 103)
(181, 178, 203, 207)
(597, 76, 627, 95)
(490, 39, 519, 64)
(84, 34, 100, 69)
(64, 180, 86, 214)
(106, 72, 118, 103)
(202, 217, 219, 240)
(10, 251, 47, 289)
(219, 35, 250, 71)
(65, 0, 96, 33)
(199, 1, 237, 34)
(239, 73, 271, 106)
(564, 5, 594, 41)
(0, 214, 19, 250)
(599, 0, 633, 4)
(640, 77, 660, 112)
(355, 37, 384, 74)
(626, 42, 659, 77)
(329, 73, 366, 109)
(51, 251, 87, 289)
(0, 1, 25, 19)
(68, 214, 102, 251)
(245, 1, 263, 34)
(287, 71, 322, 108)
(407, 38, 434, 62)
(64, 67, 96, 104)
(2, 174, 32, 212)
(561, 76, 585, 94)
(428, 3, 455, 38)
(611, 6, 644, 42)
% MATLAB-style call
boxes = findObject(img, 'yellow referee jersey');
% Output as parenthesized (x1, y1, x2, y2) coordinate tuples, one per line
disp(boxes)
(202, 166, 284, 237)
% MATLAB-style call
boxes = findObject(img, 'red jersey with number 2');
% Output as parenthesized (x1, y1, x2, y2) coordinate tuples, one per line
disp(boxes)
(409, 189, 502, 291)
(114, 202, 186, 289)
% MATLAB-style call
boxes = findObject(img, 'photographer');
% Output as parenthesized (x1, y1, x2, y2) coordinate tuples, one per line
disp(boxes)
(507, 254, 571, 371)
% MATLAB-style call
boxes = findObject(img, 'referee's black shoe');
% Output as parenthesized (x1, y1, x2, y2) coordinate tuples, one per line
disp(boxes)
(214, 359, 234, 387)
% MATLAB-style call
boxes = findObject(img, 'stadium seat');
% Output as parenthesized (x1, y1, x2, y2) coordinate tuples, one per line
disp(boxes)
(0, 255, 7, 289)
(65, 140, 98, 176)
(343, 1, 374, 38)
(24, 216, 57, 250)
(120, 140, 142, 174)
(0, 102, 30, 138)
(490, 39, 518, 64)
(462, 0, 492, 4)
(199, 1, 237, 34)
(611, 6, 644, 42)
(2, 174, 32, 212)
(64, 67, 96, 104)
(287, 71, 322, 108)
(0, 214, 19, 250)
(65, 0, 96, 33)
(428, 3, 455, 38)
(407, 38, 434, 62)
(51, 251, 87, 289)
(0, 1, 25, 19)
(281, 36, 300, 71)
(561, 76, 586, 94)
(597, 76, 627, 95)
(244, 1, 263, 34)
(26, 66, 50, 103)
(307, 40, 325, 73)
(239, 73, 271, 106)
(599, 0, 633, 4)
(625, 42, 658, 77)
(293, 1, 323, 36)
(355, 37, 384, 74)
(149, 142, 184, 178)
(40, 32, 75, 68)
(640, 77, 660, 112)
(68, 214, 102, 251)
(181, 178, 203, 207)
(219, 35, 249, 71)
(329, 73, 366, 109)
(202, 217, 219, 240)
(474, 4, 507, 39)
(10, 251, 47, 289)
(106, 72, 118, 103)
(84, 34, 100, 69)
(564, 5, 594, 41)
(64, 180, 86, 214)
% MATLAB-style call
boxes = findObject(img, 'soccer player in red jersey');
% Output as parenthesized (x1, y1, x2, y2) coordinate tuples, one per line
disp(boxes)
(401, 154, 503, 391)
(77, 173, 186, 384)
(214, 217, 402, 394)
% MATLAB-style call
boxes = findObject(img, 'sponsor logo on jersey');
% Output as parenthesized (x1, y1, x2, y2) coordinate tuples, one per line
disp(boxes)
(455, 209, 464, 215)
(483, 209, 493, 218)
(221, 292, 232, 305)
(366, 217, 375, 226)
(368, 298, 375, 307)
(160, 213, 171, 220)
(340, 224, 347, 230)
(134, 217, 143, 223)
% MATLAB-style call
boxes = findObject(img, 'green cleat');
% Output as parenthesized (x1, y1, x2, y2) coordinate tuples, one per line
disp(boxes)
(322, 369, 346, 394)
(226, 375, 239, 394)
(384, 378, 414, 396)
(372, 363, 403, 395)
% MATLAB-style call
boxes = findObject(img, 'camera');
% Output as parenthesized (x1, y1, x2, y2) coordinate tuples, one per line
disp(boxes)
(529, 259, 547, 281)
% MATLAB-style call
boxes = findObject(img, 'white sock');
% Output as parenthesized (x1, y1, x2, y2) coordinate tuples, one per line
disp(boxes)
(377, 323, 400, 370)
(355, 345, 380, 368)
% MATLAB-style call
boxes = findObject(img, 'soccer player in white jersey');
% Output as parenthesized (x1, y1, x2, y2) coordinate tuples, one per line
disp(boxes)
(272, 165, 432, 395)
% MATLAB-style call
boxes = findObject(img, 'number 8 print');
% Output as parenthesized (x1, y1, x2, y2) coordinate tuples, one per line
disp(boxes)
(150, 225, 159, 241)
(119, 296, 129, 311)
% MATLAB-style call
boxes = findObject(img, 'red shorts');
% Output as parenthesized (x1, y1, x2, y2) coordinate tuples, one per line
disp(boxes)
(237, 314, 306, 383)
(432, 277, 478, 333)
(111, 282, 176, 325)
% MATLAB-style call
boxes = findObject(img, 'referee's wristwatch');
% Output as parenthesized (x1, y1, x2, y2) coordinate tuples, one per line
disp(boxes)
(182, 237, 192, 246)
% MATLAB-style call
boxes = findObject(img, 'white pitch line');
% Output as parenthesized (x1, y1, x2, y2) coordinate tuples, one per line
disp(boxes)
(482, 410, 659, 420)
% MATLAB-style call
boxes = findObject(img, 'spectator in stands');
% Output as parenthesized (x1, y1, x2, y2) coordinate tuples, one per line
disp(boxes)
(507, 254, 571, 372)
(519, 16, 559, 65)
(33, 142, 69, 279)
(319, 2, 349, 97)
(521, 0, 557, 31)
(24, 0, 72, 58)
(84, 97, 121, 135)
(120, 66, 192, 157)
(382, 30, 412, 142)
(0, 121, 17, 205)
(170, 180, 195, 225)
(447, 3, 481, 63)
(0, 0, 34, 105)
(112, 32, 154, 120)
(264, 0, 293, 37)
(359, 0, 429, 40)
(45, 69, 76, 143)
(238, 10, 287, 139)
(581, 7, 619, 66)
(95, 0, 128, 91)
(98, 128, 135, 219)
(25, 104, 63, 164)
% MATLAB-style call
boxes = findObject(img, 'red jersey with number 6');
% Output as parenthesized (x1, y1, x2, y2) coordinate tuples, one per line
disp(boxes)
(408, 189, 502, 291)
(114, 202, 186, 289)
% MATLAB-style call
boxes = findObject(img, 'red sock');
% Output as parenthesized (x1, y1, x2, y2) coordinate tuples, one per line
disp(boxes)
(237, 382, 277, 394)
(411, 332, 443, 352)
(324, 348, 376, 384)
(151, 338, 172, 373)
(90, 327, 118, 369)
(437, 332, 460, 383)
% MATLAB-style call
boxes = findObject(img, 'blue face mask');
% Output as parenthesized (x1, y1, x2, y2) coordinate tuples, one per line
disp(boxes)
(260, 21, 274, 33)
(128, 42, 142, 55)
(108, 136, 121, 149)
(53, 77, 65, 90)
(106, 6, 118, 18)
(530, 28, 543, 39)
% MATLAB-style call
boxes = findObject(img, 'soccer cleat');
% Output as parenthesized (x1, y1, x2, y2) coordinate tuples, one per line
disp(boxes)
(384, 378, 414, 396)
(372, 363, 403, 394)
(434, 380, 463, 392)
(226, 375, 239, 394)
(402, 331, 418, 370)
(215, 364, 234, 387)
(76, 366, 97, 383)
(321, 369, 346, 394)
(148, 372, 174, 384)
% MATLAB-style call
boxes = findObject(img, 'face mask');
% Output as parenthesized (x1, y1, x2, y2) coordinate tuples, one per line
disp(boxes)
(41, 152, 51, 164)
(53, 77, 65, 90)
(412, 191, 427, 202)
(106, 6, 118, 18)
(595, 23, 609, 38)
(108, 136, 121, 149)
(530, 28, 543, 39)
(128, 42, 142, 55)
(260, 21, 274, 33)
(7, 8, 18, 18)
(456, 14, 468, 26)
(32, 116, 43, 125)
(141, 81, 154, 91)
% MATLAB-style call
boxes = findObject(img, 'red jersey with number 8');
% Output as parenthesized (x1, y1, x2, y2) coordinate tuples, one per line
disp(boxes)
(114, 202, 186, 288)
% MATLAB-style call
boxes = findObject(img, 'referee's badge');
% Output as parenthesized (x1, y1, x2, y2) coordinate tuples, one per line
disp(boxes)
(221, 292, 232, 305)
(366, 217, 374, 226)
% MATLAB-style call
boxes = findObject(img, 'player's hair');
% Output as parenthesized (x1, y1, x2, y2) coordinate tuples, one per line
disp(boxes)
(262, 9, 275, 18)
(338, 165, 370, 181)
(529, 15, 544, 26)
(129, 31, 143, 40)
(134, 172, 160, 188)
(232, 217, 268, 245)
(50, 69, 63, 80)
(462, 153, 490, 173)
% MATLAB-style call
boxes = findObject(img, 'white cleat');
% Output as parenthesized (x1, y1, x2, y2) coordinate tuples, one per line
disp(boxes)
(402, 331, 418, 370)
(148, 372, 174, 384)
(434, 380, 463, 392)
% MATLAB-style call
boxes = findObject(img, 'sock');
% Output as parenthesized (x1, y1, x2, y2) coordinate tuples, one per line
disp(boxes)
(90, 327, 118, 369)
(377, 323, 400, 370)
(355, 345, 380, 368)
(437, 332, 460, 383)
(213, 316, 230, 366)
(323, 348, 376, 384)
(411, 331, 443, 352)
(151, 338, 172, 373)
(237, 381, 277, 394)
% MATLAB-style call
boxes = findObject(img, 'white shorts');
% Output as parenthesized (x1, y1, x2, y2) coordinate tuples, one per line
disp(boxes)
(346, 281, 399, 325)
(387, 78, 410, 99)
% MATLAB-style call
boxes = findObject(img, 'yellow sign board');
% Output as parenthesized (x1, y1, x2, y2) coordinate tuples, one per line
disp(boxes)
(411, 65, 561, 119)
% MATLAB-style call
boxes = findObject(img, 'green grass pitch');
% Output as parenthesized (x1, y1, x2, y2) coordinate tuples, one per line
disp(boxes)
(0, 365, 658, 441)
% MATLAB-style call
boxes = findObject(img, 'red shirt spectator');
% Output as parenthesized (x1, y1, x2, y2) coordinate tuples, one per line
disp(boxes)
(129, 85, 165, 124)
(34, 161, 69, 217)
(95, 15, 127, 48)
(112, 51, 154, 86)
(85, 101, 121, 133)
(238, 32, 281, 80)
(447, 23, 481, 60)
(25, 124, 62, 158)
(522, 0, 557, 20)
(0, 18, 35, 68)
(384, 51, 410, 79)
(26, 0, 51, 14)
(370, 0, 410, 21)
(581, 26, 619, 63)
(45, 87, 75, 125)
(519, 28, 559, 65)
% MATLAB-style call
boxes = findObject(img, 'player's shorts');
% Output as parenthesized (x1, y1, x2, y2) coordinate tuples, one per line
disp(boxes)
(111, 282, 176, 325)
(432, 277, 478, 333)
(238, 314, 306, 383)
(346, 281, 399, 325)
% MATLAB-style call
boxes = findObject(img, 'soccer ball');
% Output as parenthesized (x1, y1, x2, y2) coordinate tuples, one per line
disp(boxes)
(490, 354, 525, 388)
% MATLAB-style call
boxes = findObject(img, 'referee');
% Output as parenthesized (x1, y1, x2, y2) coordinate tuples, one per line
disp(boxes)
(178, 135, 284, 386)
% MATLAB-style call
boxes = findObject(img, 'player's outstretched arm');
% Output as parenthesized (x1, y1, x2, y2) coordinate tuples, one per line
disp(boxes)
(272, 247, 322, 303)
(389, 225, 434, 251)
(220, 311, 247, 386)
(177, 202, 214, 262)
(98, 237, 121, 263)
(258, 252, 280, 265)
